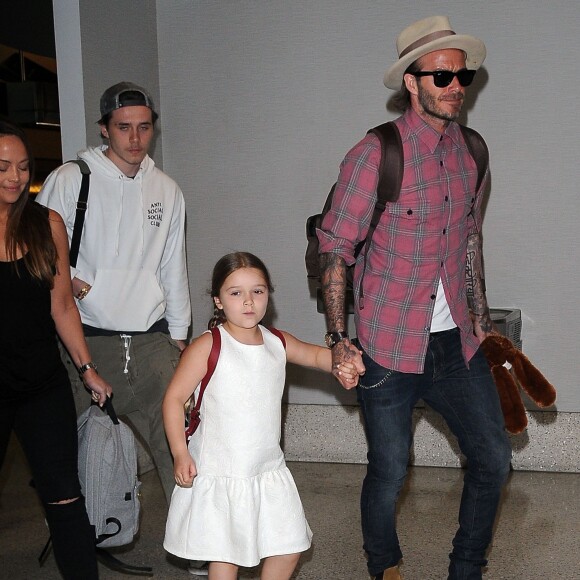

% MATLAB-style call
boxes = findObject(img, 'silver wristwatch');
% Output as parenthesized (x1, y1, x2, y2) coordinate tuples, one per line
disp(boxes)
(78, 361, 98, 376)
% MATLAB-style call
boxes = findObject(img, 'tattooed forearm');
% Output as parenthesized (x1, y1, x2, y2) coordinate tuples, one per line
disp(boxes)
(319, 252, 347, 332)
(465, 233, 487, 314)
(320, 253, 366, 389)
(466, 233, 492, 334)
(465, 243, 475, 308)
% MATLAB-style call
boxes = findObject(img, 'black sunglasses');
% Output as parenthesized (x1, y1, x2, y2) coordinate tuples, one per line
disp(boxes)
(413, 69, 476, 88)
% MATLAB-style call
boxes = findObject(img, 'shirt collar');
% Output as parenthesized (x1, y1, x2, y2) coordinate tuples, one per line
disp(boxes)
(402, 108, 463, 153)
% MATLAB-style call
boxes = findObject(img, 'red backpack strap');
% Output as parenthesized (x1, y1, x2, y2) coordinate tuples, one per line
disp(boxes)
(205, 326, 222, 382)
(268, 326, 286, 349)
(185, 326, 221, 442)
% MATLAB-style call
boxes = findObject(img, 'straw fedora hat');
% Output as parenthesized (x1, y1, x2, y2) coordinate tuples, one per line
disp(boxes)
(384, 16, 486, 90)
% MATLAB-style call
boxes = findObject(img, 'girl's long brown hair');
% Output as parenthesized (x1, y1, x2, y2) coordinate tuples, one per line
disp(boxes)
(1, 118, 57, 285)
(208, 252, 274, 329)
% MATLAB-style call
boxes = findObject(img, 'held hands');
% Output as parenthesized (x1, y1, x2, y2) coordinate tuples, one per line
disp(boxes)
(332, 340, 366, 390)
(173, 451, 197, 488)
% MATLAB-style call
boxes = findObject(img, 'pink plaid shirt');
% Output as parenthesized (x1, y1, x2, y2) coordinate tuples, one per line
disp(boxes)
(318, 108, 488, 373)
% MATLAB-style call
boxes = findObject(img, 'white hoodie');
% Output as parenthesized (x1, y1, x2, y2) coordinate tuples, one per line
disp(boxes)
(37, 146, 191, 340)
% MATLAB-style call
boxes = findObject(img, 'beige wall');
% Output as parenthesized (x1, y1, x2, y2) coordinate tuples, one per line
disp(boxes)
(54, 0, 580, 413)
(54, 0, 163, 164)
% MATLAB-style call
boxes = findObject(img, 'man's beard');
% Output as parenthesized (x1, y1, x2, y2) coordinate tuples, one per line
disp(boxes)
(417, 83, 463, 122)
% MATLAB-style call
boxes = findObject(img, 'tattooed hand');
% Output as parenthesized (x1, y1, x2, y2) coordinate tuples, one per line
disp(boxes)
(331, 339, 365, 390)
(472, 310, 493, 343)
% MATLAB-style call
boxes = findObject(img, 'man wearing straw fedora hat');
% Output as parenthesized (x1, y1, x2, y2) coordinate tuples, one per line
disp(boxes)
(318, 16, 511, 580)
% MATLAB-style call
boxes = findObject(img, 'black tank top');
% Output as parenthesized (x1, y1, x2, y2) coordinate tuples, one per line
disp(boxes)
(0, 257, 65, 393)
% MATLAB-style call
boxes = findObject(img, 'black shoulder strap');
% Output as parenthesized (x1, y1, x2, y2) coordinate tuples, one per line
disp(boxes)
(355, 121, 403, 309)
(68, 159, 91, 268)
(459, 125, 489, 192)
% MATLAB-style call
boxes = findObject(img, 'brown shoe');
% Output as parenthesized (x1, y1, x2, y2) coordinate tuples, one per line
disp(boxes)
(373, 565, 402, 580)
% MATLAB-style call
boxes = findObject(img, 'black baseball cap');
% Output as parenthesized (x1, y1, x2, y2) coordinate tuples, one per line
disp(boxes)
(99, 82, 158, 121)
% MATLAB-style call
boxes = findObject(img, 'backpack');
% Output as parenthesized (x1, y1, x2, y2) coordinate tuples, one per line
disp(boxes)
(77, 399, 140, 549)
(185, 326, 286, 443)
(77, 399, 152, 575)
(305, 121, 489, 312)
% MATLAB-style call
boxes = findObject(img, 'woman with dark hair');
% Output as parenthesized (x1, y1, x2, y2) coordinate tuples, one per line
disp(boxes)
(0, 118, 112, 579)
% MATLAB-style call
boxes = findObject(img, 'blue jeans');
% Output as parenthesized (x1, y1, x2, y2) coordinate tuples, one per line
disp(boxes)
(356, 328, 511, 579)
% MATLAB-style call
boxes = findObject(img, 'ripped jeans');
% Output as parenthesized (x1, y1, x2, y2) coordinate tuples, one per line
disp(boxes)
(356, 328, 512, 580)
(0, 374, 98, 579)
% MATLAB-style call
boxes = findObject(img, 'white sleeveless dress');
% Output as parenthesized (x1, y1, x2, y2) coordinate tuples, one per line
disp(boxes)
(163, 325, 312, 566)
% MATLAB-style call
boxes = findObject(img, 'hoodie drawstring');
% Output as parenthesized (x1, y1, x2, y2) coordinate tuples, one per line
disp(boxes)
(120, 334, 132, 374)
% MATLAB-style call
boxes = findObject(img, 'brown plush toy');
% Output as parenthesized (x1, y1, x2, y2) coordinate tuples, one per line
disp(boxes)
(480, 334, 556, 434)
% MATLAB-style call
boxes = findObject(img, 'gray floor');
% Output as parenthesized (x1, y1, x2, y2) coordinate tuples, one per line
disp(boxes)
(0, 435, 578, 579)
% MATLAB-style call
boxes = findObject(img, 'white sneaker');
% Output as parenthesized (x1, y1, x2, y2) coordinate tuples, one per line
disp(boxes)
(188, 561, 209, 576)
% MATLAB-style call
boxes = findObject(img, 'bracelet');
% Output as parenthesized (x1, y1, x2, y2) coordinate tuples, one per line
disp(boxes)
(76, 284, 91, 301)
(78, 361, 98, 376)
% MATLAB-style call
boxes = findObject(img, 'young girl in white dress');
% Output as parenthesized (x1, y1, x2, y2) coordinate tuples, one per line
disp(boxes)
(163, 251, 363, 579)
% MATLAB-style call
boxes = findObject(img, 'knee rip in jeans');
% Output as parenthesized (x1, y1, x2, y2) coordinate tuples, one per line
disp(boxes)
(48, 496, 80, 505)
(359, 369, 396, 390)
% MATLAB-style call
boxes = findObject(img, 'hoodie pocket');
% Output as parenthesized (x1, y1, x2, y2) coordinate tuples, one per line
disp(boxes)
(79, 269, 165, 331)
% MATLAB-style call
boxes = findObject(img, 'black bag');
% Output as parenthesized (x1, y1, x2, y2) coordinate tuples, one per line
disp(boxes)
(305, 122, 488, 313)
